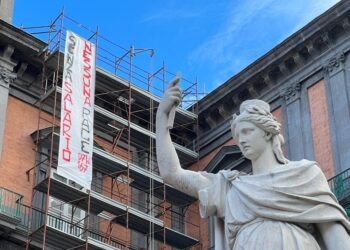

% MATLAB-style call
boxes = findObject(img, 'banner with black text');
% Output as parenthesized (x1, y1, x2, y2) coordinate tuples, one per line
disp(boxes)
(58, 30, 96, 190)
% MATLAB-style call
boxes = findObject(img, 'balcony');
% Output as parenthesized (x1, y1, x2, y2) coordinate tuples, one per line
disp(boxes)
(0, 190, 131, 249)
(30, 207, 129, 250)
(34, 169, 199, 249)
(328, 168, 350, 215)
(0, 186, 198, 249)
(0, 187, 23, 232)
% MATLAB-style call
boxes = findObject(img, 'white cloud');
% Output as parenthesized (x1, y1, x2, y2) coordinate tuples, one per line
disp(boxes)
(188, 0, 341, 90)
(188, 0, 274, 65)
(290, 0, 341, 33)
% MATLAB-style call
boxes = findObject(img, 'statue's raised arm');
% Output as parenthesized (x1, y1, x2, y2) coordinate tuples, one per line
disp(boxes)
(157, 91, 350, 249)
(156, 76, 211, 198)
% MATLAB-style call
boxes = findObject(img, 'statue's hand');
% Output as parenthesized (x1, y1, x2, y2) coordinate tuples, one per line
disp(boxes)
(157, 76, 182, 116)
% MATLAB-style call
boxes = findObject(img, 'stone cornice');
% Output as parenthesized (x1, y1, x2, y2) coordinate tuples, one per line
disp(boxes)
(0, 20, 46, 78)
(197, 0, 350, 139)
(0, 19, 46, 54)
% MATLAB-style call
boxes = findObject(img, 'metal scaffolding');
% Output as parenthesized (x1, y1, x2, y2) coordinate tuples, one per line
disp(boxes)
(23, 10, 202, 250)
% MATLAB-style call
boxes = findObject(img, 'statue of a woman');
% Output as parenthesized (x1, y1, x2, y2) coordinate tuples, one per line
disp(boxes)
(156, 79, 350, 250)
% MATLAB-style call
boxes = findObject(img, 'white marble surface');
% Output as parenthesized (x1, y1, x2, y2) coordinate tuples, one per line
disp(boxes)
(156, 79, 350, 249)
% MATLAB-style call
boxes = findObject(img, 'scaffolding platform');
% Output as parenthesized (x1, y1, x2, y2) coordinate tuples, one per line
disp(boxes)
(26, 12, 201, 250)
(30, 219, 126, 250)
(31, 225, 86, 250)
(0, 212, 21, 234)
(31, 128, 197, 207)
(36, 85, 198, 164)
(34, 169, 199, 249)
(56, 85, 198, 162)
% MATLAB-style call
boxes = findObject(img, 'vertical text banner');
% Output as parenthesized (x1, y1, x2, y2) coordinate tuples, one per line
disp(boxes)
(58, 30, 96, 190)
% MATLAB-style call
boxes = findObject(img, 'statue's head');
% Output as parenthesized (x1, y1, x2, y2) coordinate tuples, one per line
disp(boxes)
(231, 99, 288, 164)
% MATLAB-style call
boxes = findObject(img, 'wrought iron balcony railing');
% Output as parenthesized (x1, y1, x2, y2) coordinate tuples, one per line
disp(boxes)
(328, 168, 350, 207)
(28, 206, 129, 249)
(0, 187, 129, 249)
(0, 187, 23, 220)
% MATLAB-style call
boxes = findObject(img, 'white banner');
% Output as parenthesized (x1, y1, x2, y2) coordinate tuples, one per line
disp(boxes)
(58, 31, 96, 190)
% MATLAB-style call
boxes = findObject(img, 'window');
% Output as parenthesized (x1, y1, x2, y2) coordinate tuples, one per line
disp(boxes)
(92, 170, 102, 193)
(48, 170, 86, 238)
(48, 197, 85, 238)
(171, 205, 184, 233)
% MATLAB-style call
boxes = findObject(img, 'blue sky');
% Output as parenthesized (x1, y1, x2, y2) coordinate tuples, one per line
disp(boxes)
(13, 0, 340, 96)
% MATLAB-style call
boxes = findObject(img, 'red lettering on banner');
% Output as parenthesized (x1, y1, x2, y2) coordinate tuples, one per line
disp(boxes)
(64, 94, 73, 108)
(83, 69, 91, 107)
(63, 149, 71, 162)
(77, 152, 90, 173)
(83, 87, 91, 106)
(78, 41, 93, 173)
(61, 80, 73, 162)
(83, 42, 92, 57)
(62, 136, 71, 162)
(80, 41, 93, 157)
(82, 41, 92, 108)
(59, 31, 96, 189)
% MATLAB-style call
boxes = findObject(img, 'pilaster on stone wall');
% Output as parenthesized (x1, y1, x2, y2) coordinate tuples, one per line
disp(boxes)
(280, 81, 314, 161)
(323, 51, 350, 173)
(0, 0, 14, 24)
(0, 45, 17, 162)
(280, 82, 304, 160)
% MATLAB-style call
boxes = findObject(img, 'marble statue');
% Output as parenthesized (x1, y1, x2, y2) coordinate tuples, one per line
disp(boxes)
(156, 77, 350, 250)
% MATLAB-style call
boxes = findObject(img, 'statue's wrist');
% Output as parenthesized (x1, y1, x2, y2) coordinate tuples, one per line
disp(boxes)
(156, 110, 168, 119)
(156, 111, 172, 130)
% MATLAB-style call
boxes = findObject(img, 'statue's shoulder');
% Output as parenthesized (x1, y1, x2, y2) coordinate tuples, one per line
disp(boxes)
(218, 169, 244, 182)
(287, 159, 322, 172)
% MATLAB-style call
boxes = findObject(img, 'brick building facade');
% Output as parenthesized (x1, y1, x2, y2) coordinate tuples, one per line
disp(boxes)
(0, 7, 199, 250)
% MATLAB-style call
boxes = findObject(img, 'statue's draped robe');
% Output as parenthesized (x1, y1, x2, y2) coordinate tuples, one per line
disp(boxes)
(198, 160, 350, 250)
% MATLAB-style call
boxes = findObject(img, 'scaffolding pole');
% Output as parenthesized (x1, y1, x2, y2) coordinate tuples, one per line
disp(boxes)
(24, 11, 201, 250)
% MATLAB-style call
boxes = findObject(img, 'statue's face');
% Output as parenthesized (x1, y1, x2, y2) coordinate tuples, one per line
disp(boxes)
(234, 121, 269, 161)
